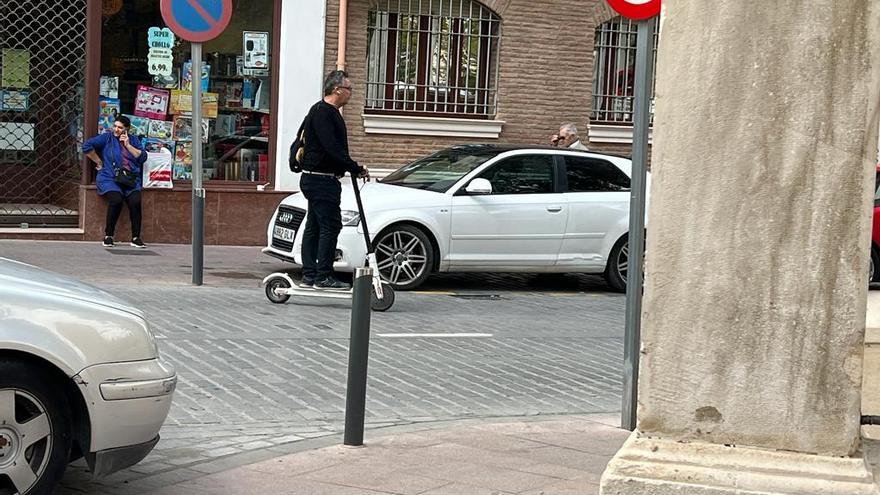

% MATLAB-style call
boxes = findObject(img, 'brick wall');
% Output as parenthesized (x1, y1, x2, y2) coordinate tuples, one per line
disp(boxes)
(323, 0, 623, 169)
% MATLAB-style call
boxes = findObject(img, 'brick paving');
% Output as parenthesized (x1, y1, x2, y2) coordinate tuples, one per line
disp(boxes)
(56, 285, 624, 494)
(0, 242, 626, 494)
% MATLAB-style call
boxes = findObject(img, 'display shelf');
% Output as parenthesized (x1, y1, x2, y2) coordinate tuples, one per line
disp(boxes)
(218, 106, 270, 114)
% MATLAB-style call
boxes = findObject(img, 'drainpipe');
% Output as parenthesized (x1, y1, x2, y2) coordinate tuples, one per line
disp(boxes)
(337, 0, 348, 70)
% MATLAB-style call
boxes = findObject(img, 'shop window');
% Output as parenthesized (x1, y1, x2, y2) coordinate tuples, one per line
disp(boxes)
(591, 16, 658, 125)
(365, 0, 501, 118)
(98, 0, 274, 184)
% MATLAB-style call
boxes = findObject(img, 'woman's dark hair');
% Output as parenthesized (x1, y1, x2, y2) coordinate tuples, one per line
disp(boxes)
(115, 115, 131, 128)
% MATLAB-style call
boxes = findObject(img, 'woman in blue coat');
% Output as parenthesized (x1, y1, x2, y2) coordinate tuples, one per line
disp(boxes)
(82, 115, 149, 248)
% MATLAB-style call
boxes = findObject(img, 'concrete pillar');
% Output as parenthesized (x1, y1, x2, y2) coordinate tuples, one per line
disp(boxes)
(601, 1, 880, 493)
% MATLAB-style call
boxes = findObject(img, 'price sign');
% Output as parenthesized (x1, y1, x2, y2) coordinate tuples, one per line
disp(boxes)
(147, 27, 175, 77)
(148, 27, 176, 49)
(148, 48, 174, 76)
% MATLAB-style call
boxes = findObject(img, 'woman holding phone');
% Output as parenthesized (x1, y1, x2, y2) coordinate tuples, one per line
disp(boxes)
(82, 115, 149, 248)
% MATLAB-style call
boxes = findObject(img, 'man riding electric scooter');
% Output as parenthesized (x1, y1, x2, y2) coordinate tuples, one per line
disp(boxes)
(298, 70, 369, 290)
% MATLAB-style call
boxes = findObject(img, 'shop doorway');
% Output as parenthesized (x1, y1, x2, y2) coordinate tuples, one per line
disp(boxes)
(0, 0, 87, 227)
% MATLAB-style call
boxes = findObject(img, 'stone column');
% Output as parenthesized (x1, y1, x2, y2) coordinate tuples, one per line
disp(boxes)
(601, 1, 880, 493)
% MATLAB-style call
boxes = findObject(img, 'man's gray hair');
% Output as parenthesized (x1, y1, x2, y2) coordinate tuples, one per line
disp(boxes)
(559, 123, 579, 136)
(323, 70, 349, 96)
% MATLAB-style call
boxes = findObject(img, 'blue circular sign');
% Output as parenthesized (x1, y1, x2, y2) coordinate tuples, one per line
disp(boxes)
(160, 0, 232, 43)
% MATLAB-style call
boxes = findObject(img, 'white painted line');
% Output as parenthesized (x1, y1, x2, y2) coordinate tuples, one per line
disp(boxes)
(376, 333, 494, 338)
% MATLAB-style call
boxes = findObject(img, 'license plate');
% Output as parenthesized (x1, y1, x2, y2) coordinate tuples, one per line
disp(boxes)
(273, 226, 295, 241)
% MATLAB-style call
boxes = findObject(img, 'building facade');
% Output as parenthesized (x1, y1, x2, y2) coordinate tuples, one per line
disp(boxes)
(0, 0, 649, 245)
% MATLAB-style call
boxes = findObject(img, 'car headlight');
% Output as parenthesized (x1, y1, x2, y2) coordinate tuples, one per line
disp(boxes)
(341, 210, 360, 226)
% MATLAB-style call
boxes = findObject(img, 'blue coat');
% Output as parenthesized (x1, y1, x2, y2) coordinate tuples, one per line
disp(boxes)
(82, 132, 148, 196)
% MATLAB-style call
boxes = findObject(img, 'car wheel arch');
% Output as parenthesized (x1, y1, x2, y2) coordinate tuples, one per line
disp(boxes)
(0, 350, 92, 465)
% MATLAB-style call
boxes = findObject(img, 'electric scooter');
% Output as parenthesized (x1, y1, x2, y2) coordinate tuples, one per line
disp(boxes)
(262, 175, 395, 311)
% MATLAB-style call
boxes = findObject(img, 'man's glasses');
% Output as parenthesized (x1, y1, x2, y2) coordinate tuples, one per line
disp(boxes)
(338, 86, 352, 92)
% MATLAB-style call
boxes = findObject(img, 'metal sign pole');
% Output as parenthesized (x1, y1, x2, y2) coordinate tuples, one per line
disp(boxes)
(191, 42, 204, 286)
(621, 15, 656, 431)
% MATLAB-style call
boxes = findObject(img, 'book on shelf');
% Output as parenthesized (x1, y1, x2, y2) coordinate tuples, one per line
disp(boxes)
(122, 114, 150, 137)
(98, 96, 120, 134)
(239, 148, 258, 181)
(147, 119, 173, 140)
(168, 90, 218, 118)
(171, 115, 209, 142)
(133, 85, 169, 120)
(182, 61, 210, 92)
(241, 79, 254, 109)
(258, 153, 268, 183)
(215, 114, 237, 136)
(173, 141, 192, 180)
(225, 81, 243, 107)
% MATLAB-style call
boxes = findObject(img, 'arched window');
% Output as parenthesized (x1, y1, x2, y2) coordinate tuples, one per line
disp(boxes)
(591, 16, 658, 124)
(365, 0, 501, 119)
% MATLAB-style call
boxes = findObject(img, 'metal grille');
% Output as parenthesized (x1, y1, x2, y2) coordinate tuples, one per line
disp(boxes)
(591, 16, 658, 124)
(271, 206, 305, 251)
(0, 0, 86, 225)
(366, 0, 501, 118)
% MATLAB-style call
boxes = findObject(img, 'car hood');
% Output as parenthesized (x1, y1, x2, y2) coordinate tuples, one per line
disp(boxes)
(279, 181, 448, 212)
(0, 258, 145, 319)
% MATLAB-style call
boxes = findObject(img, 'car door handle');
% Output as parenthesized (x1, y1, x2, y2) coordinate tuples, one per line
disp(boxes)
(546, 206, 563, 213)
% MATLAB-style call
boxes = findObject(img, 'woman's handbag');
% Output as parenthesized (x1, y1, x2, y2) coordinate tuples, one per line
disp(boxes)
(113, 165, 138, 188)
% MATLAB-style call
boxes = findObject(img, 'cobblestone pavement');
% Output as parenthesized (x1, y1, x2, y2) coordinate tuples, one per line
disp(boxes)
(0, 242, 625, 494)
(57, 283, 624, 494)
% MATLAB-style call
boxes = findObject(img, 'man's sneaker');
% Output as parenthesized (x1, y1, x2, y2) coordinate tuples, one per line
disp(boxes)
(314, 276, 351, 290)
(130, 237, 147, 248)
(102, 236, 114, 247)
(298, 276, 315, 288)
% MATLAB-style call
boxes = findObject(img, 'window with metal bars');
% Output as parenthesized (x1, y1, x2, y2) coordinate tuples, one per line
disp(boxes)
(591, 16, 658, 124)
(365, 0, 501, 119)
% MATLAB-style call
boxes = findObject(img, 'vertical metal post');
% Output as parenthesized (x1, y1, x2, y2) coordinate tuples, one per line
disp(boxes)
(621, 16, 656, 431)
(191, 43, 204, 286)
(344, 267, 373, 446)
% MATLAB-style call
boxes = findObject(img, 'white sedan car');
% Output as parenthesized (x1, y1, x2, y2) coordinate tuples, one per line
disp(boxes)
(263, 145, 643, 291)
(0, 258, 176, 495)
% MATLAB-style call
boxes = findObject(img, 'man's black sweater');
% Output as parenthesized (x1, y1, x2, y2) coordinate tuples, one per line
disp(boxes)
(301, 100, 362, 177)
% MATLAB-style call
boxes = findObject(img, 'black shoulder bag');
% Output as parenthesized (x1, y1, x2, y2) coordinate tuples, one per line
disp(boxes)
(112, 162, 138, 188)
(288, 117, 308, 173)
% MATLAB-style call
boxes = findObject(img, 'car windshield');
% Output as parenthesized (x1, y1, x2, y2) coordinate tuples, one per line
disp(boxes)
(381, 148, 496, 192)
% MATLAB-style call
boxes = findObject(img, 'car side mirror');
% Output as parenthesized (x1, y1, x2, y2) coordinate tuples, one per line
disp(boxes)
(465, 178, 492, 195)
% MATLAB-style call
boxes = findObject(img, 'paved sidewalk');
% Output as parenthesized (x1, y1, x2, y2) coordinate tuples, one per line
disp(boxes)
(143, 414, 629, 495)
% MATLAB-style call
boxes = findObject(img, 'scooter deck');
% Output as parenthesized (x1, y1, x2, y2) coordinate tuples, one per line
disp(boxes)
(282, 285, 354, 300)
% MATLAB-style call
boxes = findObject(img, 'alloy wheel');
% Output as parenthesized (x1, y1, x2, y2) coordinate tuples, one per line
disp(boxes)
(375, 230, 429, 286)
(617, 243, 629, 283)
(0, 389, 52, 495)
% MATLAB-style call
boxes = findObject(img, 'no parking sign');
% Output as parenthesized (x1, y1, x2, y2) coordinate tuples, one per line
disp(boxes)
(606, 0, 660, 20)
(158, 0, 233, 286)
(159, 0, 232, 43)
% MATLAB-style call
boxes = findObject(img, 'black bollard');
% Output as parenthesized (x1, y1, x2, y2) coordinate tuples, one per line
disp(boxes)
(344, 267, 373, 446)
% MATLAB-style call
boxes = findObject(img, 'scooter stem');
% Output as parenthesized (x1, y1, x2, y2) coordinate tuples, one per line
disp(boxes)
(352, 175, 373, 255)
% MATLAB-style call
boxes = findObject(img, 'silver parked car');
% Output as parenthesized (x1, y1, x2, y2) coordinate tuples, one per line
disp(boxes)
(0, 258, 176, 495)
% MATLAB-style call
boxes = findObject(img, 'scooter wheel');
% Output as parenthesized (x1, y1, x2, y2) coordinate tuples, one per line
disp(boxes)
(371, 283, 395, 311)
(265, 277, 292, 304)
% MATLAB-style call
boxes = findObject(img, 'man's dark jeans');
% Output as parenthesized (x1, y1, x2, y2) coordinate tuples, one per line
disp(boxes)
(300, 174, 342, 281)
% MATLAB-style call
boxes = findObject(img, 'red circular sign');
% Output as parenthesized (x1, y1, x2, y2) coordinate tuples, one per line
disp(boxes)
(160, 0, 233, 43)
(606, 0, 660, 20)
